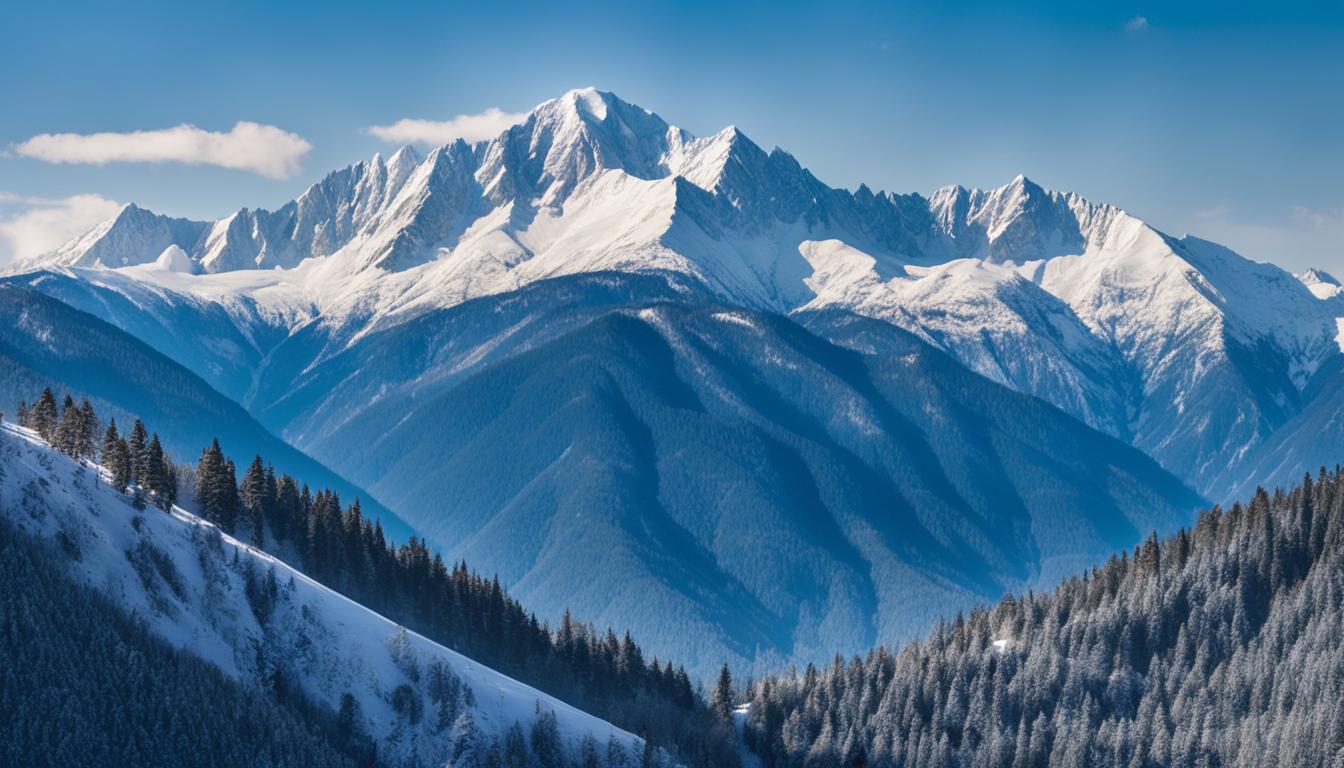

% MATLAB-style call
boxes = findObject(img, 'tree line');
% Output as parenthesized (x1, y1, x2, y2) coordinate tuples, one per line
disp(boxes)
(739, 469, 1344, 767)
(11, 389, 738, 767)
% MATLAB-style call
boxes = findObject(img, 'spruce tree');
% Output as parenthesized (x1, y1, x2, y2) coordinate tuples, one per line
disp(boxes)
(128, 419, 148, 484)
(102, 421, 132, 493)
(77, 399, 97, 459)
(54, 394, 79, 455)
(241, 455, 269, 544)
(195, 439, 234, 530)
(145, 433, 172, 511)
(32, 388, 58, 441)
(711, 664, 734, 722)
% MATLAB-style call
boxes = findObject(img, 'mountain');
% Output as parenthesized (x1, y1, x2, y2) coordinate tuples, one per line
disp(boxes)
(12, 89, 1339, 503)
(1296, 267, 1343, 299)
(0, 421, 642, 766)
(227, 271, 1200, 676)
(9, 87, 1334, 675)
(0, 284, 414, 542)
(739, 467, 1344, 768)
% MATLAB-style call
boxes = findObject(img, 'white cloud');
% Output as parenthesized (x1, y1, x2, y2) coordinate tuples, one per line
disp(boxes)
(366, 108, 527, 146)
(1125, 15, 1149, 32)
(12, 122, 313, 179)
(0, 193, 123, 267)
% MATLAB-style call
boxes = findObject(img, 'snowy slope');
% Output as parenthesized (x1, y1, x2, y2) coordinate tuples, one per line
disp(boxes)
(244, 274, 1202, 677)
(15, 89, 1342, 499)
(0, 421, 640, 766)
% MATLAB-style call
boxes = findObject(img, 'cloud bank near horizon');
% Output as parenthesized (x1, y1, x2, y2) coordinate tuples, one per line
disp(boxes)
(0, 193, 123, 267)
(12, 122, 313, 179)
(366, 107, 527, 146)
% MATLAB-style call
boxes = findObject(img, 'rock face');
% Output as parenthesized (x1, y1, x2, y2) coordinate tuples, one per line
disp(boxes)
(18, 88, 1339, 500)
(8, 87, 1340, 674)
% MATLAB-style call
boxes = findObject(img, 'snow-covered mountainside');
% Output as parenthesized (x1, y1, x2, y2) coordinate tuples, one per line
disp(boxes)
(0, 421, 640, 766)
(217, 272, 1201, 676)
(12, 88, 1339, 499)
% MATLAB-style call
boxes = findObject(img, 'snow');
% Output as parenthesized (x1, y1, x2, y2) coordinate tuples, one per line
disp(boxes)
(12, 87, 1343, 496)
(1298, 268, 1344, 300)
(153, 244, 195, 274)
(0, 422, 640, 765)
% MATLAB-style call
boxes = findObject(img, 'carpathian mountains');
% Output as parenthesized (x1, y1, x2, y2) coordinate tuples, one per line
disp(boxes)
(3, 87, 1337, 674)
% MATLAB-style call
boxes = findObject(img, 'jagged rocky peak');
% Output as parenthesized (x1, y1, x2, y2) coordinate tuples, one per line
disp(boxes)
(1297, 267, 1343, 299)
(926, 175, 1145, 263)
(476, 87, 683, 206)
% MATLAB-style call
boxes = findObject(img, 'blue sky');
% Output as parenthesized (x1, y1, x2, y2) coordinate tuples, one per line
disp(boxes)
(1, 0, 1340, 271)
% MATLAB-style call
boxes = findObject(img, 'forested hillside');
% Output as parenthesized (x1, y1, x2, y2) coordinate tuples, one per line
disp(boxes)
(0, 518, 375, 768)
(740, 470, 1344, 767)
(6, 390, 737, 767)
(0, 284, 415, 542)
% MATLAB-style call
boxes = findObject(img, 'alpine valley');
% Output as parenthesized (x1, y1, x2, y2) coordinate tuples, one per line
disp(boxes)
(6, 88, 1340, 685)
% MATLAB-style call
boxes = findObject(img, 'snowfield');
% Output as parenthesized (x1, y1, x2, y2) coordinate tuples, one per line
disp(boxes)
(0, 421, 640, 766)
(11, 88, 1341, 499)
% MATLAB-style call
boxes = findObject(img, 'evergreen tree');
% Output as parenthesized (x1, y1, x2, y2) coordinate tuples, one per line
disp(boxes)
(101, 421, 131, 493)
(195, 439, 238, 532)
(31, 388, 58, 441)
(77, 399, 97, 459)
(451, 710, 481, 766)
(54, 394, 80, 455)
(241, 455, 270, 544)
(127, 419, 148, 484)
(143, 434, 172, 509)
(711, 664, 734, 722)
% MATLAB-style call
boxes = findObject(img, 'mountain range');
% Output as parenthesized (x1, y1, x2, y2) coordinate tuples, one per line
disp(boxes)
(5, 87, 1339, 674)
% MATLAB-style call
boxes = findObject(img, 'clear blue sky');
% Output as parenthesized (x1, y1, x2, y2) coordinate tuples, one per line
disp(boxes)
(2, 0, 1340, 271)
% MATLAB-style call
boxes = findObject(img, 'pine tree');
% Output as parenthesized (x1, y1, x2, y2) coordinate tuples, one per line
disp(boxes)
(54, 394, 80, 455)
(451, 710, 481, 766)
(241, 455, 270, 545)
(195, 439, 238, 532)
(102, 421, 132, 493)
(143, 434, 171, 509)
(711, 664, 734, 722)
(336, 692, 363, 746)
(77, 399, 97, 459)
(32, 388, 58, 441)
(128, 419, 148, 484)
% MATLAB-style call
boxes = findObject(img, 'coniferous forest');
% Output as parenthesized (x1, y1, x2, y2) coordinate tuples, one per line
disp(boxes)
(740, 473, 1344, 767)
(9, 389, 738, 767)
(11, 387, 1344, 767)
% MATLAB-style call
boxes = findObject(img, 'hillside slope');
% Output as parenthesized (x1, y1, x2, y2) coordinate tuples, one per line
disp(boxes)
(0, 422, 641, 766)
(272, 274, 1203, 676)
(0, 284, 413, 542)
(741, 468, 1344, 767)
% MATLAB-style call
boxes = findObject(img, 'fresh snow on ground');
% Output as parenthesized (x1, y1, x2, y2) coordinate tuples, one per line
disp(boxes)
(0, 421, 640, 766)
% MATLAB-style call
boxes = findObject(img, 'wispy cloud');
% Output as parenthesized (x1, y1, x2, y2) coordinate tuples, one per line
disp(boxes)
(366, 108, 527, 146)
(11, 122, 313, 179)
(1125, 15, 1149, 32)
(0, 193, 123, 267)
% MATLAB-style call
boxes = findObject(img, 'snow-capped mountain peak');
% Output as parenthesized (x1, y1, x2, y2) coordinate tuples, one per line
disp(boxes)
(1297, 267, 1343, 299)
(15, 89, 1344, 499)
